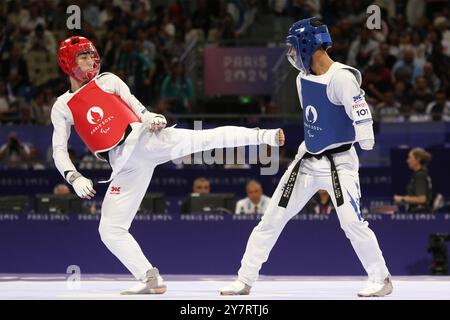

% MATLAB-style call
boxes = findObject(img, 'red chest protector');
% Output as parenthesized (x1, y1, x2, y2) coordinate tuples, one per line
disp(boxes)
(66, 79, 140, 157)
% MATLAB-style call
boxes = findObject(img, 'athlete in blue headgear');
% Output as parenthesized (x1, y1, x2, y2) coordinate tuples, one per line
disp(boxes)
(220, 17, 393, 298)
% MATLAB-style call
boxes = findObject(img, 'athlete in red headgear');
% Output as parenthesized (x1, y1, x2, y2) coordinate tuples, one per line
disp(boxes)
(51, 36, 285, 295)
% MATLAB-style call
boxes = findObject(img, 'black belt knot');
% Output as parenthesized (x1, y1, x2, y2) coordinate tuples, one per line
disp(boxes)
(278, 143, 352, 208)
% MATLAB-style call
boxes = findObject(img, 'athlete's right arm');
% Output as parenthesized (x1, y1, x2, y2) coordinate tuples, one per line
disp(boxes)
(51, 102, 96, 199)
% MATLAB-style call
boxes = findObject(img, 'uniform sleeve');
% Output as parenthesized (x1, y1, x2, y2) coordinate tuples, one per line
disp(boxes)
(328, 69, 374, 141)
(96, 73, 152, 120)
(51, 102, 77, 179)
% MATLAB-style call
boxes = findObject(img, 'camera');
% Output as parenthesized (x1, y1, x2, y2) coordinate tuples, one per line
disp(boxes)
(428, 233, 450, 275)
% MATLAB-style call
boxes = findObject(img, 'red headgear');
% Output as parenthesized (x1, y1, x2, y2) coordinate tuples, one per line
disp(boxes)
(58, 36, 101, 83)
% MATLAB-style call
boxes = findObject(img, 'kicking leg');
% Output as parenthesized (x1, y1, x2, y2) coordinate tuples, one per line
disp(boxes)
(144, 126, 284, 164)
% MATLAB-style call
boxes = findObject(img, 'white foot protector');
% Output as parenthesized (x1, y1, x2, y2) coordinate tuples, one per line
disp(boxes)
(258, 129, 283, 147)
(121, 268, 167, 295)
(219, 280, 251, 296)
(357, 274, 393, 297)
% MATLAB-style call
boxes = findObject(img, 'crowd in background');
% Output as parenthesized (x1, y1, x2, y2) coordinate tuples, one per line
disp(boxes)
(0, 1, 449, 213)
(0, 0, 449, 126)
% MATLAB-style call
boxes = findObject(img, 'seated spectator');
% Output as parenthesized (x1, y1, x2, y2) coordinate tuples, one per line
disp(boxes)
(425, 91, 450, 121)
(411, 76, 433, 114)
(394, 148, 433, 213)
(161, 59, 194, 113)
(0, 80, 18, 123)
(392, 48, 422, 84)
(53, 183, 70, 195)
(422, 62, 441, 92)
(53, 183, 97, 214)
(304, 190, 334, 214)
(375, 90, 404, 122)
(363, 53, 392, 102)
(181, 177, 210, 213)
(0, 132, 31, 169)
(235, 180, 271, 215)
(346, 27, 378, 69)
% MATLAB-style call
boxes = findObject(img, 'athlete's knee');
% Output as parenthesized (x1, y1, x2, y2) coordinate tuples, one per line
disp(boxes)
(98, 221, 127, 245)
(340, 220, 372, 242)
(255, 210, 289, 231)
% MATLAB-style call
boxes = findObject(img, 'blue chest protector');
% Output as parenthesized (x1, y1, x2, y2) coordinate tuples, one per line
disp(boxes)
(301, 78, 355, 154)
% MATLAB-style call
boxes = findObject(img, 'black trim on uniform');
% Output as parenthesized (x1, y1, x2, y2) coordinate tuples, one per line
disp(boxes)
(98, 124, 133, 163)
(278, 143, 352, 208)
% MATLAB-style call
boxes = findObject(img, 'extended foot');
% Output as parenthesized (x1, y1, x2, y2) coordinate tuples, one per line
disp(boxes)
(357, 274, 393, 297)
(219, 280, 251, 296)
(277, 129, 285, 146)
(259, 128, 285, 147)
(121, 267, 167, 295)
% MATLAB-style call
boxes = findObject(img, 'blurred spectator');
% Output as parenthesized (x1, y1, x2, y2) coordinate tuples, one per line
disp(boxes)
(1, 45, 30, 100)
(425, 90, 450, 121)
(53, 183, 71, 195)
(375, 90, 404, 123)
(346, 28, 378, 68)
(411, 76, 433, 115)
(227, 0, 258, 37)
(218, 13, 237, 44)
(394, 148, 433, 213)
(304, 189, 334, 214)
(235, 179, 270, 214)
(0, 80, 19, 123)
(30, 90, 52, 125)
(191, 177, 211, 194)
(0, 132, 31, 169)
(181, 177, 210, 213)
(375, 42, 398, 69)
(422, 62, 441, 92)
(363, 53, 392, 102)
(392, 48, 422, 84)
(24, 26, 58, 87)
(117, 39, 156, 104)
(184, 18, 205, 44)
(161, 59, 194, 113)
(24, 23, 57, 55)
(27, 145, 45, 170)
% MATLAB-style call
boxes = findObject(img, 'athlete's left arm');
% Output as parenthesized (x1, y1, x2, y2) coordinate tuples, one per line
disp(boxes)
(328, 69, 375, 150)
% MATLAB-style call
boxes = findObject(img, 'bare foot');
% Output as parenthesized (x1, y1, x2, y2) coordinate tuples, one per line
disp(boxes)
(278, 129, 285, 146)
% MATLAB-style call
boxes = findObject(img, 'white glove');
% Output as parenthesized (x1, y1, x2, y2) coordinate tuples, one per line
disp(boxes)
(149, 114, 167, 132)
(358, 139, 375, 150)
(67, 172, 96, 199)
(141, 112, 167, 133)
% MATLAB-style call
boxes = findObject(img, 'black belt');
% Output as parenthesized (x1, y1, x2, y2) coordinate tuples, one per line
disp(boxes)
(278, 143, 352, 209)
(98, 124, 133, 163)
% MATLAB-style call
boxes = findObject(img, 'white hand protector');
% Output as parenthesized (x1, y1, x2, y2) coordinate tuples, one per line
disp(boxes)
(141, 112, 167, 133)
(149, 114, 167, 132)
(67, 172, 96, 199)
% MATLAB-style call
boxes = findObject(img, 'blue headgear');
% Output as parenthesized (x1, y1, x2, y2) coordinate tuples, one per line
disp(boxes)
(286, 17, 333, 74)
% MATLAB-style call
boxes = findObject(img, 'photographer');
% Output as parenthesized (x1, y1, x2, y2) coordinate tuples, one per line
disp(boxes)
(0, 132, 31, 168)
